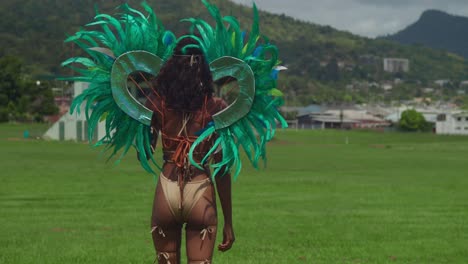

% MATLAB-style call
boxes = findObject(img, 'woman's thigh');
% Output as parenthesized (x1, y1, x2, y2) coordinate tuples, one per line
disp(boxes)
(185, 184, 218, 262)
(151, 179, 182, 253)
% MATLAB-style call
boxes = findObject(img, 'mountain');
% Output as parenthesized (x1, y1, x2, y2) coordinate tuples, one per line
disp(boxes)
(385, 10, 468, 58)
(1, 0, 468, 105)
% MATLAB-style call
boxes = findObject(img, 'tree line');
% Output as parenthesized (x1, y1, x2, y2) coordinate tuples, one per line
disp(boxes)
(0, 56, 58, 122)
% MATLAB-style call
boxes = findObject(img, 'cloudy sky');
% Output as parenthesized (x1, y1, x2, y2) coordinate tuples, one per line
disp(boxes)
(230, 0, 468, 38)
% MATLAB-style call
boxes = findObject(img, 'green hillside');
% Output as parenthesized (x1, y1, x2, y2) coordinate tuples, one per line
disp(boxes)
(1, 0, 468, 105)
(386, 10, 468, 59)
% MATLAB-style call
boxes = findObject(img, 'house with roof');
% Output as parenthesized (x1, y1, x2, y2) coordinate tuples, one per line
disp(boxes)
(436, 111, 468, 135)
(296, 105, 389, 129)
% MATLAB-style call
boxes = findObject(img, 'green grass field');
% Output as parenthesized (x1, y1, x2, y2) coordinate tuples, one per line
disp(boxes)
(1, 123, 468, 264)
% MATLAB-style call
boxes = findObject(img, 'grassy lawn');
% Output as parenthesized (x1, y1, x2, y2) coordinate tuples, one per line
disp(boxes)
(1, 123, 468, 263)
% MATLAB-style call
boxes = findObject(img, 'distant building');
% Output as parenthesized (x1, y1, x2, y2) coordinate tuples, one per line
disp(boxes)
(436, 112, 468, 135)
(44, 82, 106, 141)
(422, 88, 435, 94)
(363, 105, 393, 118)
(359, 54, 380, 65)
(434, 79, 450, 87)
(297, 106, 389, 129)
(381, 83, 393, 91)
(383, 58, 410, 73)
(385, 107, 442, 124)
(297, 112, 355, 129)
(413, 97, 432, 104)
(337, 61, 346, 68)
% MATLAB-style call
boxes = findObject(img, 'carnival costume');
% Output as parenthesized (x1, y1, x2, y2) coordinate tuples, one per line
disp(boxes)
(62, 1, 287, 263)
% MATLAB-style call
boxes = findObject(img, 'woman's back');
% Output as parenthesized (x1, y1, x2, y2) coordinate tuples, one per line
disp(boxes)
(148, 37, 234, 264)
(149, 96, 227, 181)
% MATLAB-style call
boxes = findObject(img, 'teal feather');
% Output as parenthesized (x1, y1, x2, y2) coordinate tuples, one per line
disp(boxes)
(186, 0, 288, 179)
(242, 3, 260, 58)
(87, 20, 118, 50)
(141, 125, 162, 171)
(136, 129, 153, 173)
(61, 57, 96, 68)
(181, 18, 212, 48)
(178, 35, 209, 55)
(201, 137, 222, 165)
(120, 3, 146, 20)
(63, 3, 173, 175)
(189, 126, 216, 170)
(81, 32, 114, 52)
(223, 16, 243, 57)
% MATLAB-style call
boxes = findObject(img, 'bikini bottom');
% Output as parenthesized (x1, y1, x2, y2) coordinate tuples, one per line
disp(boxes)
(159, 173, 212, 223)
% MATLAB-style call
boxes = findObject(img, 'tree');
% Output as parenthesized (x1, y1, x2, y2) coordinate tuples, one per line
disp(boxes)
(0, 56, 23, 122)
(0, 55, 58, 122)
(399, 109, 431, 132)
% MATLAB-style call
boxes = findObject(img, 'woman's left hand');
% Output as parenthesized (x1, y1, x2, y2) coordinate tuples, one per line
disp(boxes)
(218, 224, 235, 252)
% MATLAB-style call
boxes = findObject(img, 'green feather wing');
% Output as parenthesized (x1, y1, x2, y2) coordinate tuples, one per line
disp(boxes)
(60, 3, 175, 174)
(188, 0, 288, 179)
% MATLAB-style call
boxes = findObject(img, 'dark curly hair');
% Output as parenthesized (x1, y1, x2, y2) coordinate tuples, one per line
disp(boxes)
(153, 37, 214, 112)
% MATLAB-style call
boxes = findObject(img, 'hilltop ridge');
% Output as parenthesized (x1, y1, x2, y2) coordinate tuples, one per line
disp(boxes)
(1, 0, 468, 105)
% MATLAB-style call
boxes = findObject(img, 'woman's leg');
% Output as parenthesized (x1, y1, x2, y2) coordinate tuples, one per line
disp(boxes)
(151, 179, 182, 264)
(185, 184, 218, 264)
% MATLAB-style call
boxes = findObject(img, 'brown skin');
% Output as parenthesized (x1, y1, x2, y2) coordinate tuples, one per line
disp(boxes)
(143, 37, 235, 263)
(215, 173, 235, 252)
(147, 96, 234, 263)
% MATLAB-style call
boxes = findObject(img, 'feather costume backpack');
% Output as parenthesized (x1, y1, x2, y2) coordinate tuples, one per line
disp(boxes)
(62, 0, 288, 179)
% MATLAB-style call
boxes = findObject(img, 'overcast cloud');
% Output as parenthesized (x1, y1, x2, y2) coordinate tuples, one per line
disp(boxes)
(230, 0, 468, 38)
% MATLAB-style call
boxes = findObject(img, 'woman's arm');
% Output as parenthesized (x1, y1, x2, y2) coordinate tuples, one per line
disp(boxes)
(215, 172, 235, 252)
(211, 97, 235, 251)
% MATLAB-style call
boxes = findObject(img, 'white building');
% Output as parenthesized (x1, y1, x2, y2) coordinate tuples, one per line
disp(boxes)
(385, 107, 444, 124)
(43, 82, 106, 141)
(434, 79, 450, 87)
(383, 58, 410, 73)
(423, 88, 434, 94)
(381, 83, 393, 91)
(436, 112, 468, 135)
